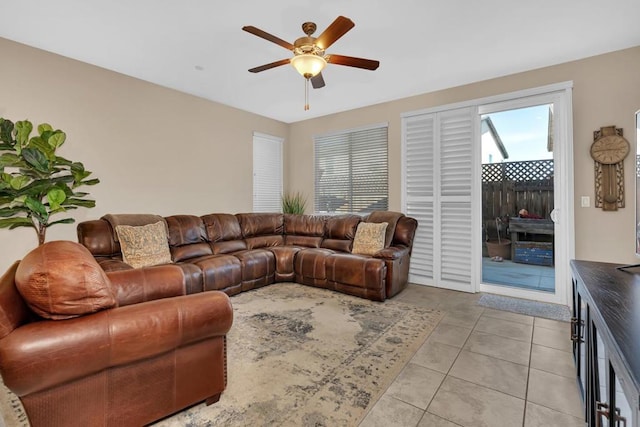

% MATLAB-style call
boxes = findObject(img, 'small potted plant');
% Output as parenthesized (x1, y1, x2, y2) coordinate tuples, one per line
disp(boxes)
(0, 118, 99, 245)
(281, 191, 307, 214)
(485, 217, 511, 261)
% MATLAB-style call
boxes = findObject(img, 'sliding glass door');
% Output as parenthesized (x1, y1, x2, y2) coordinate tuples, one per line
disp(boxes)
(402, 83, 574, 305)
(478, 90, 572, 304)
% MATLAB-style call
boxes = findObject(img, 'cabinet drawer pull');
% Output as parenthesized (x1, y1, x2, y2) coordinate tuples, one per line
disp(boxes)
(596, 401, 610, 427)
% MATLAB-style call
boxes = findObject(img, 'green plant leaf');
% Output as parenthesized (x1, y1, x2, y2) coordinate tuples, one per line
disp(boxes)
(0, 207, 26, 217)
(75, 178, 100, 188)
(21, 148, 50, 173)
(48, 131, 66, 149)
(37, 123, 53, 134)
(47, 188, 66, 211)
(27, 137, 55, 160)
(25, 196, 48, 221)
(55, 156, 73, 166)
(63, 198, 95, 208)
(10, 176, 30, 190)
(0, 217, 34, 229)
(0, 119, 14, 144)
(47, 218, 75, 227)
(0, 153, 22, 168)
(15, 120, 33, 147)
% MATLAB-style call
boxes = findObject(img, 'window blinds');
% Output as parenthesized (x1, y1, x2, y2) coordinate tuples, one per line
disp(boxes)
(314, 124, 388, 214)
(253, 133, 283, 212)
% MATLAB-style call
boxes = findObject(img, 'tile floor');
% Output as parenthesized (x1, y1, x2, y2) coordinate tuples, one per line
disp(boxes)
(481, 258, 555, 292)
(359, 284, 583, 427)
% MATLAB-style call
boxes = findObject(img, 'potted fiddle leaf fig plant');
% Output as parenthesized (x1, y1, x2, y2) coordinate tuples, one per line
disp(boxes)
(0, 118, 100, 245)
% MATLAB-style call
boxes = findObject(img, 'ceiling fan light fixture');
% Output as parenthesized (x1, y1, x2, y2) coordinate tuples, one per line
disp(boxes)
(291, 54, 326, 78)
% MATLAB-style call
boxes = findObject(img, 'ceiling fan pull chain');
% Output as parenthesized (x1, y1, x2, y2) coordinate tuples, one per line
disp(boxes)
(304, 78, 310, 111)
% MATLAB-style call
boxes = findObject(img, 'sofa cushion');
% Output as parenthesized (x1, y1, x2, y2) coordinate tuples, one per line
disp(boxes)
(102, 214, 167, 242)
(245, 235, 284, 250)
(366, 211, 404, 248)
(165, 215, 213, 262)
(324, 214, 361, 240)
(201, 214, 247, 255)
(352, 222, 388, 255)
(320, 239, 353, 253)
(202, 213, 243, 242)
(15, 241, 116, 320)
(116, 221, 173, 268)
(283, 214, 325, 248)
(284, 214, 326, 236)
(237, 213, 284, 238)
(284, 235, 322, 248)
(166, 215, 208, 246)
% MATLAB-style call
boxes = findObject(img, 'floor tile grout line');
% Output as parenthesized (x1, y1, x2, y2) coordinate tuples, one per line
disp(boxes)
(419, 304, 483, 427)
(522, 317, 537, 427)
(450, 309, 531, 403)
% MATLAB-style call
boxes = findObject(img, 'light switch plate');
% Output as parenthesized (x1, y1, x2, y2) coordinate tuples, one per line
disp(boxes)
(581, 196, 590, 208)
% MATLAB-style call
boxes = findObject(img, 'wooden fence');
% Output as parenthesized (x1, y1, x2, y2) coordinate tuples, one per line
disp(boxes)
(482, 160, 554, 227)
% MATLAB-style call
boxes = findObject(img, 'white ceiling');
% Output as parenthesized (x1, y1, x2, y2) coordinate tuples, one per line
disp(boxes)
(1, 1, 639, 123)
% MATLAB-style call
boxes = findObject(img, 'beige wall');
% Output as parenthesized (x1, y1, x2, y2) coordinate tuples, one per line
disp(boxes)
(0, 38, 287, 273)
(288, 46, 640, 265)
(1, 37, 639, 274)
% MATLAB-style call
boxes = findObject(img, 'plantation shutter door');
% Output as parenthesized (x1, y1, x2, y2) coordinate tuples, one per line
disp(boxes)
(403, 106, 475, 291)
(403, 114, 435, 285)
(438, 107, 474, 291)
(253, 133, 283, 212)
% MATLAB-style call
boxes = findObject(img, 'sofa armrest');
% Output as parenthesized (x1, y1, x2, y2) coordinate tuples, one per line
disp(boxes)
(373, 246, 410, 260)
(0, 291, 233, 396)
(107, 265, 186, 306)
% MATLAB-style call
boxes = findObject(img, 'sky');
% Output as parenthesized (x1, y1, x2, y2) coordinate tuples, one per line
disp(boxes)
(482, 104, 553, 162)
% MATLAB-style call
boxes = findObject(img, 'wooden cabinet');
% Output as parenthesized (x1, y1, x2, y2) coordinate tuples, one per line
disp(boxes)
(571, 261, 640, 427)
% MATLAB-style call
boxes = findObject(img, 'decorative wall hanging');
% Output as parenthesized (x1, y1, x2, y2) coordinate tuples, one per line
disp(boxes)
(590, 125, 629, 211)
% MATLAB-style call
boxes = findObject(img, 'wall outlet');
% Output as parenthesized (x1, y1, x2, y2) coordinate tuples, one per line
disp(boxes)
(581, 196, 590, 208)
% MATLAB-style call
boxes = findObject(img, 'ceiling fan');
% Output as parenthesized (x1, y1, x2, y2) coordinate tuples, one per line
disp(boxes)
(242, 16, 380, 110)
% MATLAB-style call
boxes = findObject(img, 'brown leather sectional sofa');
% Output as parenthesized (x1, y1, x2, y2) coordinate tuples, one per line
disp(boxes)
(0, 210, 416, 427)
(77, 211, 418, 302)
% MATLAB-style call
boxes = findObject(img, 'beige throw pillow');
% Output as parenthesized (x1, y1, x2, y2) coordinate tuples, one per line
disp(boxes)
(116, 221, 172, 268)
(352, 222, 388, 255)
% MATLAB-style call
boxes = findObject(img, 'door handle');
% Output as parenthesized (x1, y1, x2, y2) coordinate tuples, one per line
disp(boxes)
(550, 208, 558, 223)
(596, 401, 610, 427)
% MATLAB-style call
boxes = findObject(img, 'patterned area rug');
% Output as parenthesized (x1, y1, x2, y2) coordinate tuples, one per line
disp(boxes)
(0, 283, 443, 427)
(477, 293, 571, 321)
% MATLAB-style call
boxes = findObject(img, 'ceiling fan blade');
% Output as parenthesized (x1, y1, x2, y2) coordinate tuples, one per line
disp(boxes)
(311, 73, 326, 89)
(327, 54, 380, 70)
(242, 25, 295, 51)
(315, 16, 355, 50)
(248, 58, 291, 73)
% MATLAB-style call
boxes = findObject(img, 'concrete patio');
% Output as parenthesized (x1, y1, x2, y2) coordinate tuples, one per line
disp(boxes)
(482, 257, 555, 292)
